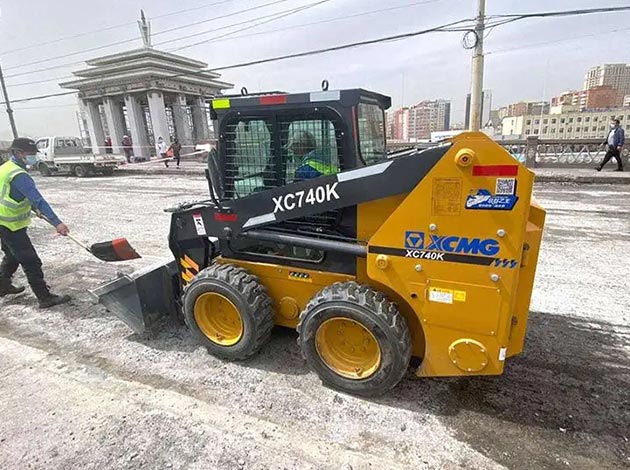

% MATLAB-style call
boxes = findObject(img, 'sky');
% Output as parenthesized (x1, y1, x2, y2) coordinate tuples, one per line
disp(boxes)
(0, 0, 629, 140)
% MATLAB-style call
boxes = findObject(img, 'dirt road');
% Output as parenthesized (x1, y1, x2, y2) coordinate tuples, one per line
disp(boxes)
(1, 174, 629, 469)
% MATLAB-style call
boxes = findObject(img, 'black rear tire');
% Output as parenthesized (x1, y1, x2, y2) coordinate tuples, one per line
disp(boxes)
(73, 165, 89, 177)
(182, 263, 274, 360)
(297, 281, 412, 397)
(39, 163, 52, 177)
(101, 167, 114, 176)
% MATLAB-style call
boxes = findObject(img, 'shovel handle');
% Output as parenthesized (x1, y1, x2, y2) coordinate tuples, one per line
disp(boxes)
(34, 211, 91, 253)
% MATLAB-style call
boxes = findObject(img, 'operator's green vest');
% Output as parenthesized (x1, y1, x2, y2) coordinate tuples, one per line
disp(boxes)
(0, 161, 32, 231)
(303, 158, 337, 175)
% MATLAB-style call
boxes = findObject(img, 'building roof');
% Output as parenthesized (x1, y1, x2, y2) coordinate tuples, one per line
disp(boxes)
(60, 47, 233, 96)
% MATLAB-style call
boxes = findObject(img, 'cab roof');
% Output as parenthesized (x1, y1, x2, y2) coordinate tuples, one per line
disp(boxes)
(211, 89, 391, 114)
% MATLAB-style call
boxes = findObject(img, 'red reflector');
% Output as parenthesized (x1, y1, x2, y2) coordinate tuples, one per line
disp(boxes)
(214, 213, 237, 222)
(259, 95, 287, 105)
(472, 165, 518, 176)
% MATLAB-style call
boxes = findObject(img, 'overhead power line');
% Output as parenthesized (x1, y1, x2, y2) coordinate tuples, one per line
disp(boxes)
(0, 0, 238, 56)
(169, 0, 333, 52)
(156, 0, 331, 48)
(167, 0, 442, 52)
(3, 0, 294, 73)
(2, 5, 630, 105)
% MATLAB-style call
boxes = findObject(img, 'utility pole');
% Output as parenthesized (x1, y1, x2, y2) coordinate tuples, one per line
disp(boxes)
(468, 0, 486, 131)
(0, 63, 18, 139)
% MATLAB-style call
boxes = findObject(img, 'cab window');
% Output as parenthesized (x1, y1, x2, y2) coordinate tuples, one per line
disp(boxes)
(357, 103, 386, 165)
(36, 139, 49, 151)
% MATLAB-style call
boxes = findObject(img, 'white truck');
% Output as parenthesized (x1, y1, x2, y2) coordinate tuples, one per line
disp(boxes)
(35, 136, 126, 177)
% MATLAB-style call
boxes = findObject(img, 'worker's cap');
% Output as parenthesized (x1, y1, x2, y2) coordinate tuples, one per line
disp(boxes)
(10, 138, 38, 154)
(285, 130, 316, 151)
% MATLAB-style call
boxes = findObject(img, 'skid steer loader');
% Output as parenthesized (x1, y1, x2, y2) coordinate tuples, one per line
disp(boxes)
(93, 88, 545, 397)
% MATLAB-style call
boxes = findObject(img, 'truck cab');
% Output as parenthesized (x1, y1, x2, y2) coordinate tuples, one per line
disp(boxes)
(35, 136, 126, 177)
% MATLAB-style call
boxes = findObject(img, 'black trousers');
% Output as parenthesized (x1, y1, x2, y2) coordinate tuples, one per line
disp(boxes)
(599, 146, 624, 169)
(174, 153, 181, 167)
(0, 226, 49, 298)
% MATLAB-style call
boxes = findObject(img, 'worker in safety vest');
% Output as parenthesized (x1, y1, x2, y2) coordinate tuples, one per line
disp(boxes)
(0, 138, 71, 308)
(288, 131, 337, 180)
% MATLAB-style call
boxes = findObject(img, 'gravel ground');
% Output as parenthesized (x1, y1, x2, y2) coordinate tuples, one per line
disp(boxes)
(0, 174, 629, 470)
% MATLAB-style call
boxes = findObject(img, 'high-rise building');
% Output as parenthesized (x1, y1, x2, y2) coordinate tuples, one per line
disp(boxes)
(407, 99, 451, 140)
(465, 90, 492, 129)
(389, 107, 410, 141)
(551, 86, 617, 110)
(584, 64, 630, 106)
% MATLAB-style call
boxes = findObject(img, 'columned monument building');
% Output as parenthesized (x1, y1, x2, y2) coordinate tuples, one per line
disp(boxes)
(60, 12, 232, 157)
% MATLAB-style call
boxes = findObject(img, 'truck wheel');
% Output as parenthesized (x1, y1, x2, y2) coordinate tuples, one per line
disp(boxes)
(38, 163, 52, 177)
(73, 165, 89, 177)
(297, 282, 412, 397)
(182, 263, 274, 360)
(101, 168, 114, 176)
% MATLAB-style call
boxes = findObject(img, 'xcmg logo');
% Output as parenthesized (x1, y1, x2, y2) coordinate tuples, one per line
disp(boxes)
(404, 231, 500, 257)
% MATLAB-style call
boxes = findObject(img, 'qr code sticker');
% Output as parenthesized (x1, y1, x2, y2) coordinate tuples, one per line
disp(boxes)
(496, 178, 516, 195)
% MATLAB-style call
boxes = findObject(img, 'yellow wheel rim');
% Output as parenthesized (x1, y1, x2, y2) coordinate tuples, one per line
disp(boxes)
(315, 317, 381, 380)
(194, 292, 243, 346)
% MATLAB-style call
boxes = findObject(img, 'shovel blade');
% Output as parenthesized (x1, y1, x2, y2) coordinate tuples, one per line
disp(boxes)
(90, 238, 141, 262)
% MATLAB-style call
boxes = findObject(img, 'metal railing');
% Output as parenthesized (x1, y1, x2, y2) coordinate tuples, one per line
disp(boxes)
(386, 136, 629, 168)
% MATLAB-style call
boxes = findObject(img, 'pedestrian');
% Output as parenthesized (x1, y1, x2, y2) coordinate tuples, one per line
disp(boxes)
(122, 135, 133, 163)
(104, 137, 113, 154)
(596, 118, 625, 172)
(156, 136, 169, 168)
(168, 138, 182, 168)
(0, 138, 71, 308)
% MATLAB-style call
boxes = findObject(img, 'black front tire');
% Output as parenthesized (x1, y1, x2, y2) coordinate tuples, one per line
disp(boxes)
(182, 263, 274, 360)
(297, 282, 412, 397)
(73, 165, 89, 177)
(101, 167, 115, 176)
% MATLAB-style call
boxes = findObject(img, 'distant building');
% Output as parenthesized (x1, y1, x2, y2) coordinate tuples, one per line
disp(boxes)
(584, 64, 630, 106)
(501, 108, 630, 140)
(551, 86, 617, 110)
(464, 90, 492, 129)
(389, 107, 410, 141)
(498, 101, 549, 118)
(407, 99, 451, 140)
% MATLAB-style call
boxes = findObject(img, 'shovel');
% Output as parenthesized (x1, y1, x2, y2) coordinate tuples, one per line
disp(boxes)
(36, 212, 141, 262)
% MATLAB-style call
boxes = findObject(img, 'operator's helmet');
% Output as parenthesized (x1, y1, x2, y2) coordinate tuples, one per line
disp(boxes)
(286, 130, 316, 155)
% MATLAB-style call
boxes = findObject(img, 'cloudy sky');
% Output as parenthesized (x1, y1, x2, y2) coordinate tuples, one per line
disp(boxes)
(0, 0, 629, 140)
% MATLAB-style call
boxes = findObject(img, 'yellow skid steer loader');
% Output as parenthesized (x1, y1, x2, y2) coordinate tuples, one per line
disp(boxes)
(93, 89, 545, 397)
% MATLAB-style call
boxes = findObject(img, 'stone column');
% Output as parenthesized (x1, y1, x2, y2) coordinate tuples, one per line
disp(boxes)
(191, 96, 210, 141)
(103, 97, 126, 154)
(172, 93, 194, 145)
(124, 94, 150, 158)
(82, 99, 106, 155)
(147, 91, 171, 146)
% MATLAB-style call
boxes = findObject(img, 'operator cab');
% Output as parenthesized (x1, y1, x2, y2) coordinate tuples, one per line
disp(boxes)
(207, 89, 392, 274)
(210, 89, 391, 199)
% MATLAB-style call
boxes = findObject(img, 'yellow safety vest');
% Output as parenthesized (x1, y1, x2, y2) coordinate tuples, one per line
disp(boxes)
(0, 161, 32, 231)
(303, 158, 337, 176)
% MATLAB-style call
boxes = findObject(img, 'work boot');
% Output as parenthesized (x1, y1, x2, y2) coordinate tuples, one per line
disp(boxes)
(38, 293, 71, 309)
(0, 279, 26, 297)
(595, 166, 602, 172)
(615, 168, 624, 172)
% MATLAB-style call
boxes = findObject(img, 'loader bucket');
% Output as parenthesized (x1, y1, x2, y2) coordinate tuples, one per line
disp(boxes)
(90, 260, 180, 335)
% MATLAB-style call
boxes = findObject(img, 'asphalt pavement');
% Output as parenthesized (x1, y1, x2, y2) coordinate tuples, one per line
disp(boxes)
(0, 173, 628, 469)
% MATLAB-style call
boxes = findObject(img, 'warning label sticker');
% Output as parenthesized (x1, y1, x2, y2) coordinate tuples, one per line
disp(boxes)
(428, 287, 453, 304)
(192, 213, 207, 236)
(432, 178, 462, 216)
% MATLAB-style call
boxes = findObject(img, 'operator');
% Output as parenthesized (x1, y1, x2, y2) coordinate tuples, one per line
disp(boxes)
(0, 138, 71, 308)
(288, 131, 337, 180)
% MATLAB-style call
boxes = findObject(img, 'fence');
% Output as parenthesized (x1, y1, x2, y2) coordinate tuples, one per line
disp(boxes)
(387, 136, 629, 169)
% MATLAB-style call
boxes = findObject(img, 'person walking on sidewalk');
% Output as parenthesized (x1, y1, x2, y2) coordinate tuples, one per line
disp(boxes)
(596, 118, 625, 172)
(0, 138, 71, 308)
(156, 136, 169, 168)
(168, 138, 182, 168)
(122, 135, 133, 163)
